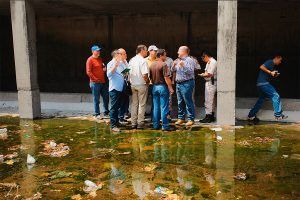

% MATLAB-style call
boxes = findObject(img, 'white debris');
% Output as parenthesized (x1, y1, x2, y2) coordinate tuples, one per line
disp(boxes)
(27, 154, 36, 164)
(0, 128, 8, 140)
(282, 155, 289, 158)
(49, 141, 57, 148)
(83, 180, 103, 193)
(216, 135, 223, 141)
(211, 127, 222, 132)
(84, 180, 97, 188)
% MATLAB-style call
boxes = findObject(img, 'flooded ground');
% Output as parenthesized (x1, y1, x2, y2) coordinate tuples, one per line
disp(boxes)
(0, 116, 299, 200)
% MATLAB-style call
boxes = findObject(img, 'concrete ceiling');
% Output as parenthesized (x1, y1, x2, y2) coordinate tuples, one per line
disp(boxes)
(0, 0, 299, 17)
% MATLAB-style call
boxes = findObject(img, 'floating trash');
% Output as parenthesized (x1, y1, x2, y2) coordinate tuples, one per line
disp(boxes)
(210, 127, 222, 132)
(144, 163, 158, 172)
(41, 140, 70, 157)
(234, 172, 247, 181)
(50, 171, 72, 179)
(83, 180, 103, 194)
(0, 128, 8, 140)
(27, 154, 36, 164)
(71, 194, 82, 200)
(154, 186, 173, 195)
(282, 155, 289, 158)
(216, 135, 223, 141)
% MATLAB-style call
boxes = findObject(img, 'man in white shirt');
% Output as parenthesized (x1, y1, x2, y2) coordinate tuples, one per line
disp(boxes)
(199, 51, 217, 123)
(128, 45, 150, 129)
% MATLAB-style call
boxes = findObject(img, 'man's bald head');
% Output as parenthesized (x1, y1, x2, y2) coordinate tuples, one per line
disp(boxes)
(118, 48, 127, 60)
(178, 46, 190, 58)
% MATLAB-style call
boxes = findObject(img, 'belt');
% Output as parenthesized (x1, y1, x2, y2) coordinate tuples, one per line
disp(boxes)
(206, 79, 217, 82)
(177, 79, 194, 84)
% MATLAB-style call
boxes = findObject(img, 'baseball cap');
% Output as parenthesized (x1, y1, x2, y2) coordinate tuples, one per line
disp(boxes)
(91, 45, 102, 51)
(148, 45, 158, 52)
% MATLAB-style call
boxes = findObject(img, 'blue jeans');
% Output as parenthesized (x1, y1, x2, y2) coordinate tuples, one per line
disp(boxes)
(90, 82, 109, 116)
(109, 89, 122, 128)
(152, 84, 170, 130)
(248, 83, 283, 118)
(118, 92, 129, 120)
(176, 80, 195, 121)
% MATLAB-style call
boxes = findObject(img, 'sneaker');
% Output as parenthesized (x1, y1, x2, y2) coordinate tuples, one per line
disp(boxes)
(275, 115, 288, 121)
(137, 124, 145, 130)
(162, 127, 175, 132)
(95, 115, 103, 120)
(185, 120, 194, 126)
(200, 115, 214, 123)
(248, 116, 260, 124)
(131, 124, 137, 129)
(103, 113, 110, 119)
(119, 119, 129, 125)
(175, 119, 185, 125)
(125, 113, 131, 120)
(111, 127, 121, 132)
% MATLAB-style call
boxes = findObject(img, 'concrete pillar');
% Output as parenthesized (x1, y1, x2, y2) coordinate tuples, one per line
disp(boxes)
(217, 0, 237, 125)
(10, 0, 41, 119)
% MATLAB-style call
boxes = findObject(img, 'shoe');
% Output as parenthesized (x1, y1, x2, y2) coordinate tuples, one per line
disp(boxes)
(103, 113, 110, 119)
(248, 116, 260, 124)
(131, 124, 137, 129)
(175, 119, 185, 125)
(162, 127, 175, 132)
(137, 124, 145, 129)
(185, 120, 194, 126)
(211, 112, 216, 122)
(95, 115, 103, 120)
(200, 115, 212, 123)
(119, 119, 129, 125)
(111, 127, 120, 132)
(275, 115, 288, 121)
(125, 113, 131, 119)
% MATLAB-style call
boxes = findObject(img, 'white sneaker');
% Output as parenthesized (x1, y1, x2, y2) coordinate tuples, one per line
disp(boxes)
(275, 115, 288, 121)
(111, 127, 121, 132)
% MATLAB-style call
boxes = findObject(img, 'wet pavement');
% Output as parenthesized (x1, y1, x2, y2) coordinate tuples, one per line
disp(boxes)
(0, 116, 299, 199)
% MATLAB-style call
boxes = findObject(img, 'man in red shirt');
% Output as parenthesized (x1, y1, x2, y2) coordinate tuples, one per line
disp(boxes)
(86, 45, 109, 118)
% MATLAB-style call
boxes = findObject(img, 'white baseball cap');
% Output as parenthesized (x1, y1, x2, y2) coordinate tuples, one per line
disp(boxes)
(148, 45, 158, 51)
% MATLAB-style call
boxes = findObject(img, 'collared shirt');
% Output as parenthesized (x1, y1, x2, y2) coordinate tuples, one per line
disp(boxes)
(204, 57, 217, 81)
(107, 59, 127, 92)
(129, 54, 149, 86)
(146, 56, 157, 68)
(257, 59, 274, 86)
(172, 56, 197, 82)
(86, 56, 106, 83)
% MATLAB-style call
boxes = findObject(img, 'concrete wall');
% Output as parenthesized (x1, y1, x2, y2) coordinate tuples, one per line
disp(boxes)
(0, 1, 299, 98)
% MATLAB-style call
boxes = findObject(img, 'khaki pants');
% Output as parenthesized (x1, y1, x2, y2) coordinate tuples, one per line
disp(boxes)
(204, 81, 217, 115)
(131, 85, 148, 125)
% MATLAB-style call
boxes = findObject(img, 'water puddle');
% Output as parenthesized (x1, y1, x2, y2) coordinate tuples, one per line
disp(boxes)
(0, 116, 299, 199)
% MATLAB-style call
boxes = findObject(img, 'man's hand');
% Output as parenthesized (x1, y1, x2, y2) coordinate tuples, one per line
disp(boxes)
(179, 61, 184, 67)
(270, 71, 277, 77)
(168, 86, 174, 95)
(198, 73, 205, 77)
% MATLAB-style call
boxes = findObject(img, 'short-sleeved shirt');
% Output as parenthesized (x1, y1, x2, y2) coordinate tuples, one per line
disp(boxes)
(204, 57, 217, 81)
(149, 60, 170, 85)
(257, 59, 274, 86)
(172, 56, 196, 83)
(107, 59, 126, 92)
(128, 54, 149, 86)
(146, 56, 157, 68)
(86, 56, 106, 83)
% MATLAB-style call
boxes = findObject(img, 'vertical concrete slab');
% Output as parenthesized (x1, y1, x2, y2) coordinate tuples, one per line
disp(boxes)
(10, 0, 41, 119)
(217, 0, 237, 125)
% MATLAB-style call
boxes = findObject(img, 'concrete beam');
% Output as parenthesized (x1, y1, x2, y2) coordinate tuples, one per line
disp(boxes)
(10, 0, 41, 119)
(217, 0, 237, 125)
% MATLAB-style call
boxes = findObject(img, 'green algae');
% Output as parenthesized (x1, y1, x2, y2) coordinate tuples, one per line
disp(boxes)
(0, 116, 299, 199)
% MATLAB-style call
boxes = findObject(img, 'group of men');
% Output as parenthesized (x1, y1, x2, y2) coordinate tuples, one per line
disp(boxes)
(86, 44, 218, 132)
(86, 44, 287, 132)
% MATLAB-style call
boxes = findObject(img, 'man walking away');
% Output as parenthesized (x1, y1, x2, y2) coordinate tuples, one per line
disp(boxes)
(248, 54, 287, 122)
(107, 49, 126, 132)
(86, 45, 109, 119)
(199, 51, 217, 123)
(128, 45, 150, 129)
(172, 46, 197, 127)
(149, 49, 174, 131)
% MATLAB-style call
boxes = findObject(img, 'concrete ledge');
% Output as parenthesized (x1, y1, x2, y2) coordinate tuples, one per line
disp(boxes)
(0, 92, 299, 122)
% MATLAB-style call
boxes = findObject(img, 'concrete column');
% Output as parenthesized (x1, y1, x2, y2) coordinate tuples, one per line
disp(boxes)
(217, 0, 237, 125)
(10, 0, 41, 119)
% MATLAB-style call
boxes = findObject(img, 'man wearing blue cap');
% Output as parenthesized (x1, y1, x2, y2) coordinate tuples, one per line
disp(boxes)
(86, 45, 109, 119)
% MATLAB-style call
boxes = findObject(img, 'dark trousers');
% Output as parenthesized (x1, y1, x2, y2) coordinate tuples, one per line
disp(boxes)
(109, 89, 122, 128)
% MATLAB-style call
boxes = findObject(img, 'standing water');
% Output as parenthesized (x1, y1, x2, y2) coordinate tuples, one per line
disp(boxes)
(0, 116, 299, 199)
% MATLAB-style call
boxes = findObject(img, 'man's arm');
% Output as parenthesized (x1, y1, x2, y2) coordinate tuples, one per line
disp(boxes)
(86, 59, 98, 81)
(164, 77, 174, 94)
(260, 64, 276, 77)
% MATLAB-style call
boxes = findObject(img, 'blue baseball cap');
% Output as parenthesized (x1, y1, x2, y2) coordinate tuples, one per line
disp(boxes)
(91, 45, 102, 51)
